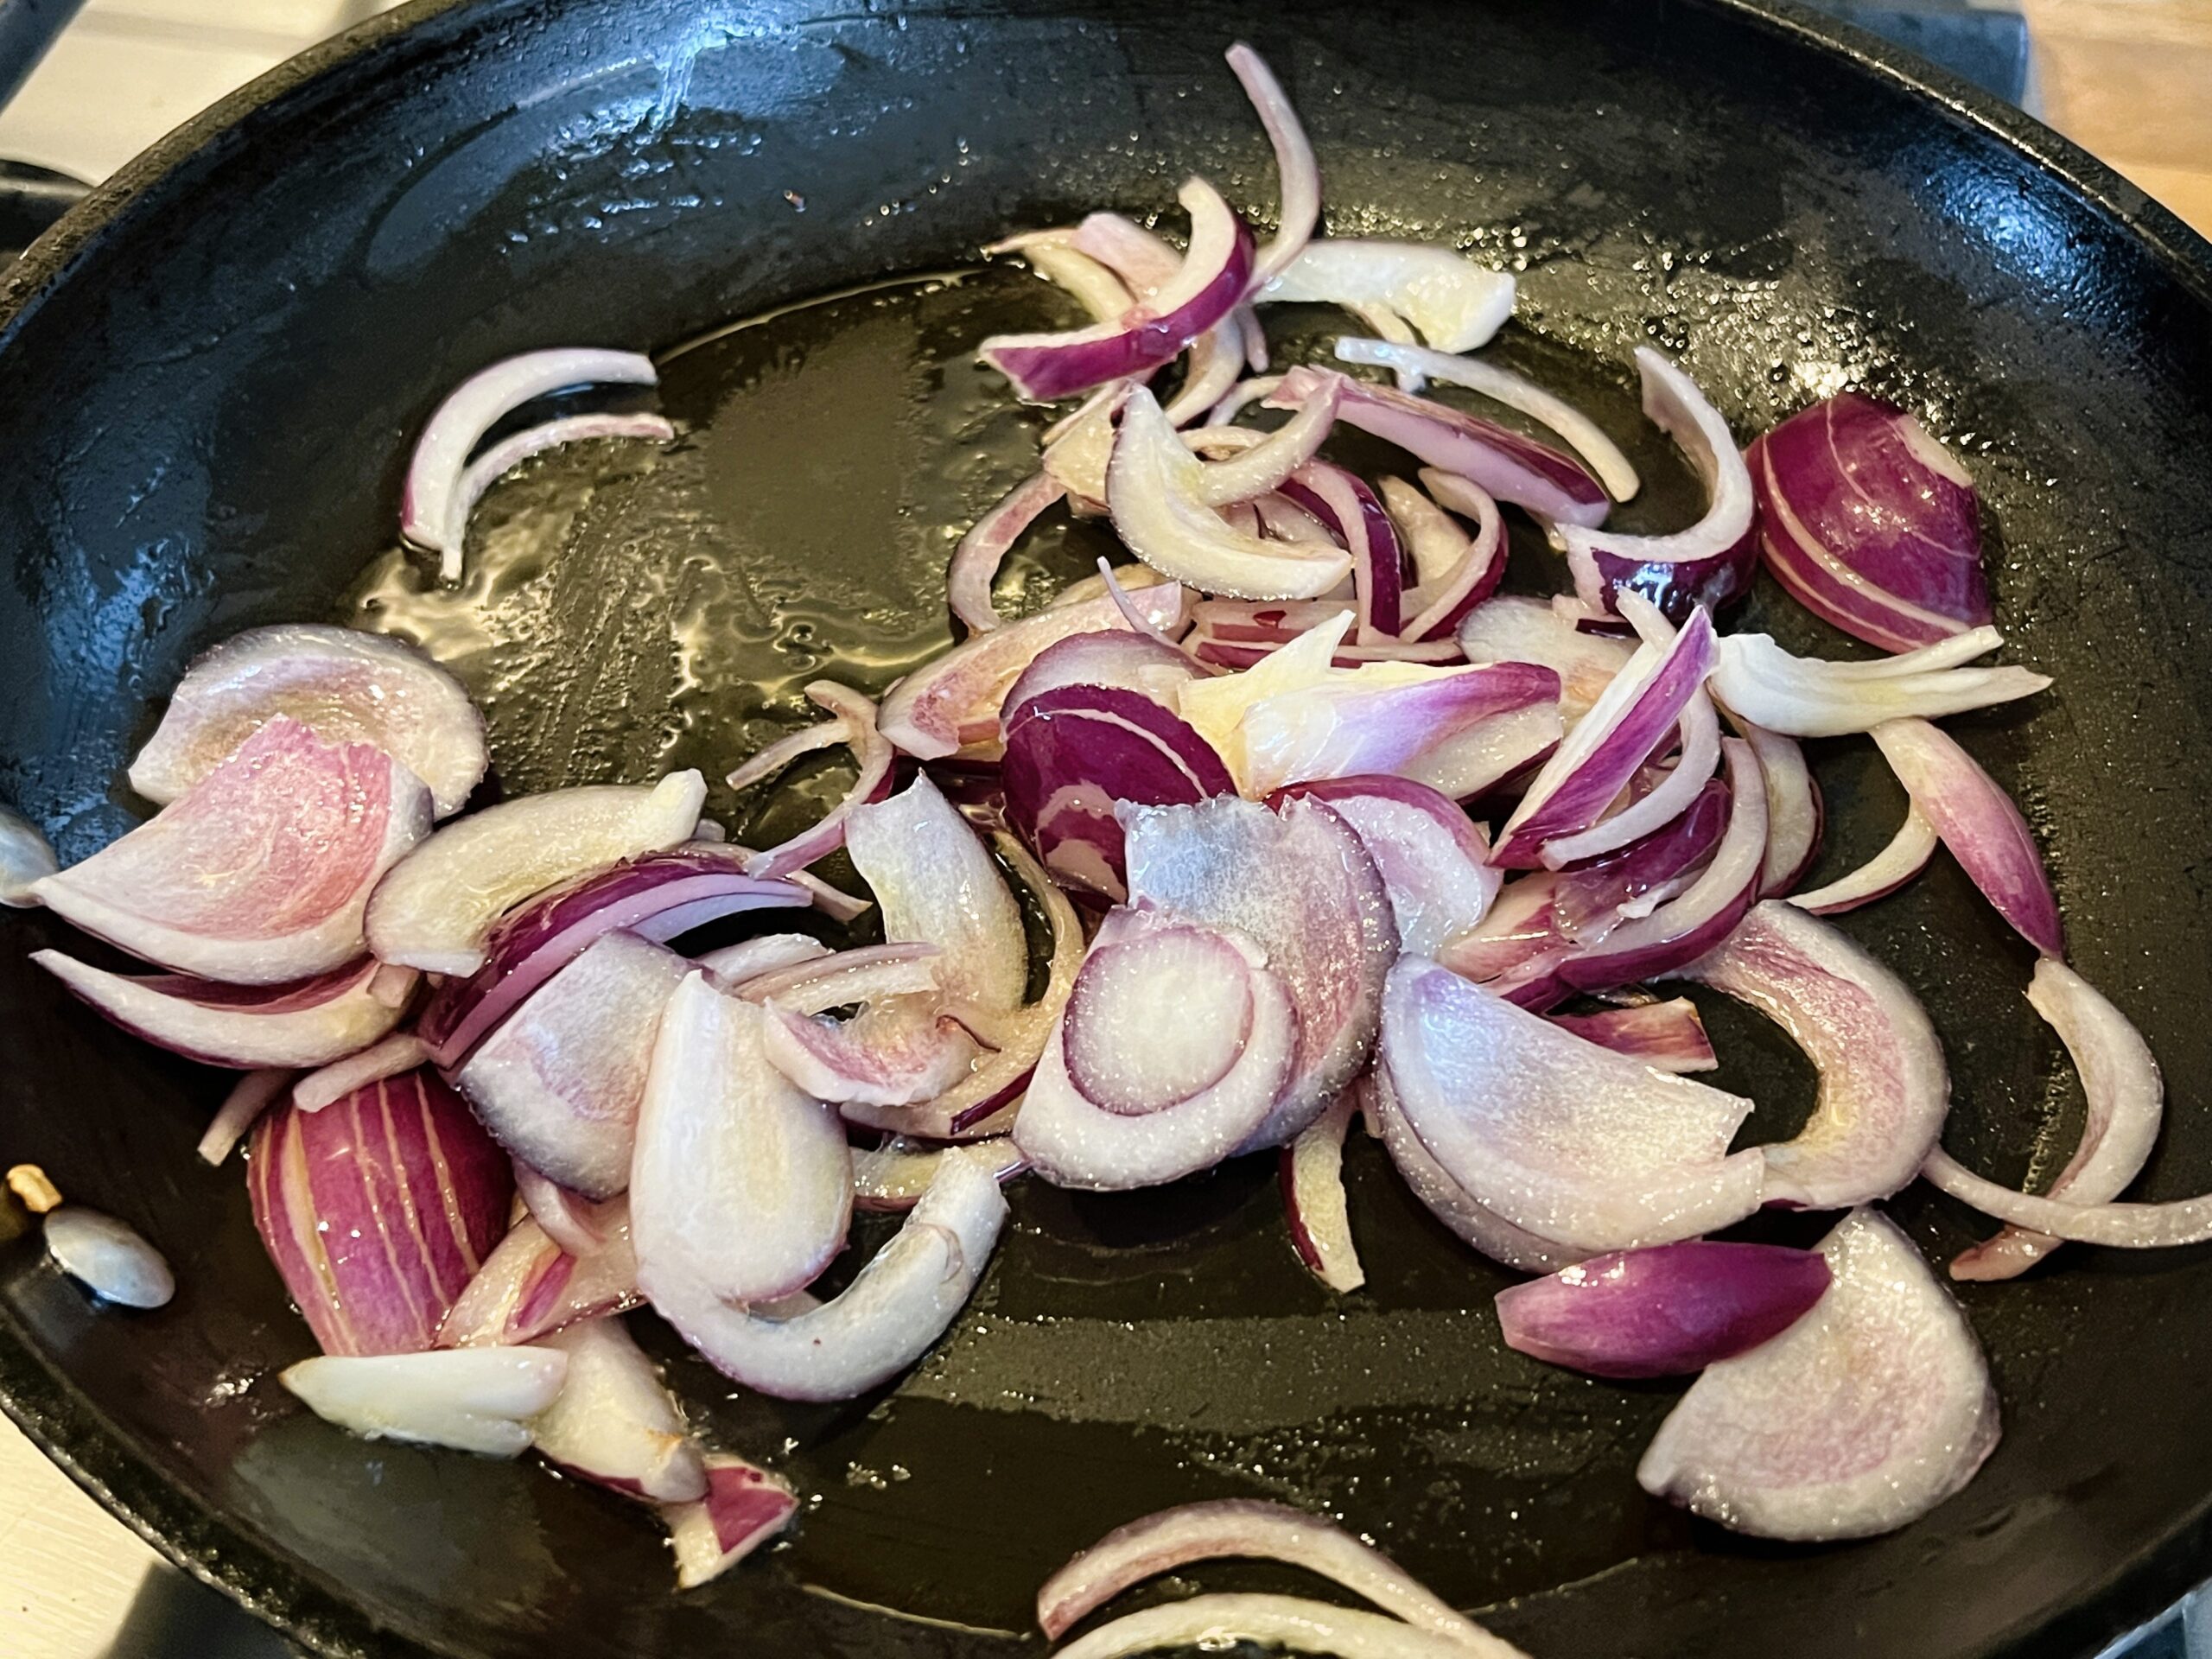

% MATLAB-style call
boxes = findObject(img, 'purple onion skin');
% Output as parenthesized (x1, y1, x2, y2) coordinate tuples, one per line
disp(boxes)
(1590, 532, 1759, 627)
(1496, 1241, 1832, 1379)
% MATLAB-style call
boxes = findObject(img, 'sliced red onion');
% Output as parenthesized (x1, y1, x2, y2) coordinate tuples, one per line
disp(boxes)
(1669, 899, 1949, 1209)
(0, 801, 55, 905)
(1376, 475, 1470, 587)
(1065, 911, 1261, 1115)
(1947, 960, 2164, 1277)
(528, 1318, 706, 1503)
(1268, 367, 1607, 530)
(732, 942, 941, 1013)
(1788, 803, 1937, 915)
(1206, 372, 1287, 428)
(1871, 716, 2063, 957)
(368, 961, 419, 1008)
(198, 1068, 292, 1166)
(1109, 385, 1354, 601)
(1283, 1092, 1364, 1293)
(41, 1207, 175, 1309)
(294, 1033, 429, 1112)
(1548, 1000, 1716, 1073)
(990, 230, 1135, 321)
(1191, 634, 1470, 671)
(440, 412, 675, 583)
(1166, 323, 1251, 428)
(1183, 379, 1344, 506)
(1370, 1066, 1578, 1272)
(853, 1135, 1027, 1213)
(1394, 473, 1506, 643)
(281, 1347, 569, 1457)
(129, 625, 486, 820)
(365, 772, 706, 976)
(1004, 630, 1202, 716)
(725, 714, 851, 792)
(1737, 719, 1822, 897)
(514, 1164, 622, 1260)
(1557, 349, 1756, 622)
(694, 932, 830, 986)
(879, 583, 1187, 760)
(847, 773, 1029, 1014)
(453, 930, 689, 1198)
(1038, 1498, 1497, 1648)
(1497, 1240, 1830, 1379)
(35, 719, 430, 985)
(415, 842, 805, 1067)
(33, 952, 404, 1069)
(1123, 794, 1396, 1145)
(1042, 391, 1123, 509)
(1492, 603, 1719, 868)
(1378, 957, 1763, 1252)
(741, 683, 895, 881)
(1052, 1592, 1525, 1659)
(1274, 776, 1499, 957)
(438, 1205, 642, 1349)
(402, 348, 659, 569)
(762, 1001, 979, 1108)
(663, 1452, 799, 1588)
(250, 1071, 513, 1355)
(1277, 463, 1402, 640)
(1923, 1147, 2212, 1249)
(1224, 42, 1319, 285)
(1456, 594, 1636, 724)
(1710, 626, 2049, 738)
(1262, 243, 1516, 353)
(1637, 1208, 1999, 1541)
(643, 1145, 1006, 1400)
(1534, 693, 1722, 871)
(632, 971, 852, 1306)
(948, 472, 1067, 633)
(981, 180, 1255, 402)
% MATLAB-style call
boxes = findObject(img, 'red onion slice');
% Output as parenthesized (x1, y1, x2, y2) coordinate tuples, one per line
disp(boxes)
(36, 719, 431, 985)
(34, 951, 404, 1069)
(1370, 1066, 1578, 1272)
(1283, 1092, 1364, 1293)
(281, 1347, 569, 1457)
(1377, 475, 1471, 587)
(948, 472, 1067, 633)
(453, 930, 689, 1198)
(1669, 899, 1949, 1209)
(663, 1452, 799, 1588)
(1277, 463, 1402, 640)
(1711, 627, 2049, 738)
(879, 583, 1188, 760)
(438, 1206, 642, 1349)
(0, 802, 55, 905)
(847, 774, 1029, 1014)
(250, 1071, 512, 1355)
(1268, 366, 1608, 529)
(991, 230, 1136, 321)
(1262, 244, 1516, 353)
(694, 933, 830, 986)
(762, 1001, 980, 1108)
(741, 683, 896, 881)
(1395, 473, 1506, 643)
(1637, 1208, 1999, 1541)
(1379, 957, 1763, 1252)
(1052, 1592, 1527, 1659)
(1038, 1498, 1497, 1648)
(853, 1135, 1027, 1213)
(528, 1317, 705, 1503)
(1948, 960, 2164, 1277)
(1737, 719, 1822, 897)
(1123, 794, 1396, 1146)
(1225, 43, 1319, 285)
(294, 1033, 430, 1112)
(402, 348, 659, 565)
(1548, 999, 1716, 1073)
(1065, 912, 1260, 1115)
(441, 412, 675, 583)
(1274, 776, 1500, 957)
(1004, 630, 1202, 716)
(129, 624, 486, 819)
(1497, 1240, 1831, 1379)
(981, 180, 1255, 402)
(1788, 803, 1937, 915)
(1456, 594, 1636, 725)
(1871, 716, 2063, 958)
(1185, 379, 1344, 506)
(732, 942, 941, 1014)
(199, 1068, 292, 1166)
(514, 1165, 621, 1260)
(643, 1146, 1007, 1400)
(632, 971, 852, 1306)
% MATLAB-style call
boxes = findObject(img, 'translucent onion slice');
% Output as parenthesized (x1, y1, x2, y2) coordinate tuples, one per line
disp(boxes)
(1225, 42, 1320, 286)
(1274, 775, 1500, 957)
(34, 952, 404, 1070)
(741, 683, 896, 881)
(1282, 1091, 1365, 1293)
(528, 1317, 706, 1503)
(438, 1208, 643, 1350)
(948, 472, 1067, 633)
(1262, 242, 1516, 352)
(1711, 627, 2050, 738)
(1736, 719, 1823, 898)
(437, 412, 675, 584)
(1370, 1066, 1577, 1273)
(1456, 594, 1635, 725)
(853, 1136, 1028, 1213)
(293, 1032, 429, 1112)
(1548, 999, 1717, 1073)
(1064, 912, 1260, 1115)
(1052, 1592, 1529, 1659)
(282, 1348, 569, 1458)
(1788, 804, 1937, 915)
(846, 774, 1029, 1015)
(662, 1452, 799, 1588)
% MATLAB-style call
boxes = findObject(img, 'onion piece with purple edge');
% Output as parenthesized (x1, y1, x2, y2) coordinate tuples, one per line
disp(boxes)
(760, 1000, 980, 1109)
(1395, 472, 1506, 643)
(641, 1144, 1006, 1401)
(1277, 462, 1402, 640)
(527, 1317, 705, 1503)
(1379, 957, 1763, 1252)
(1370, 1065, 1578, 1272)
(1789, 803, 1937, 916)
(1548, 1000, 1717, 1073)
(283, 1346, 569, 1457)
(1038, 1498, 1497, 1647)
(1491, 600, 1719, 868)
(1267, 366, 1608, 529)
(1497, 1240, 1829, 1380)
(1335, 338, 1640, 499)
(513, 1163, 623, 1260)
(454, 930, 690, 1198)
(1003, 630, 1203, 716)
(1710, 626, 2049, 738)
(1736, 718, 1823, 897)
(948, 472, 1067, 633)
(733, 942, 942, 1014)
(694, 932, 830, 986)
(33, 952, 405, 1069)
(439, 1206, 643, 1349)
(1109, 385, 1354, 601)
(401, 348, 659, 566)
(1377, 475, 1470, 587)
(1182, 378, 1344, 506)
(1946, 959, 2164, 1277)
(129, 625, 486, 819)
(294, 1032, 429, 1111)
(1664, 899, 1949, 1209)
(878, 583, 1187, 761)
(249, 1071, 513, 1355)
(741, 683, 895, 881)
(1052, 1593, 1529, 1659)
(847, 774, 1028, 1014)
(1002, 683, 1234, 903)
(1224, 42, 1319, 285)
(414, 843, 806, 1068)
(1123, 793, 1396, 1146)
(1557, 349, 1756, 621)
(1283, 1091, 1364, 1292)
(1457, 594, 1636, 723)
(1261, 243, 1516, 353)
(198, 1068, 292, 1166)
(1637, 1208, 1999, 1541)
(1272, 775, 1499, 957)
(632, 971, 852, 1306)
(366, 772, 706, 976)
(979, 178, 1254, 403)
(663, 1452, 800, 1588)
(1063, 909, 1262, 1116)
(1060, 214, 1246, 431)
(35, 719, 431, 985)
(1872, 716, 2063, 957)
(988, 229, 1135, 323)
(442, 411, 675, 582)
(853, 1137, 1027, 1213)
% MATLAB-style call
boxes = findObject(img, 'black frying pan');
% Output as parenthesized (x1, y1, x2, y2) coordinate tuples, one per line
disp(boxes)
(3, 2, 2210, 1655)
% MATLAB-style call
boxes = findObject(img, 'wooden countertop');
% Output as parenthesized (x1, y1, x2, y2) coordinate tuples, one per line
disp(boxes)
(2023, 0, 2212, 235)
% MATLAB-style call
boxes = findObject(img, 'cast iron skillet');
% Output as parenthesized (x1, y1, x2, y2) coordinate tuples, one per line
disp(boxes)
(3, 1, 2210, 1655)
